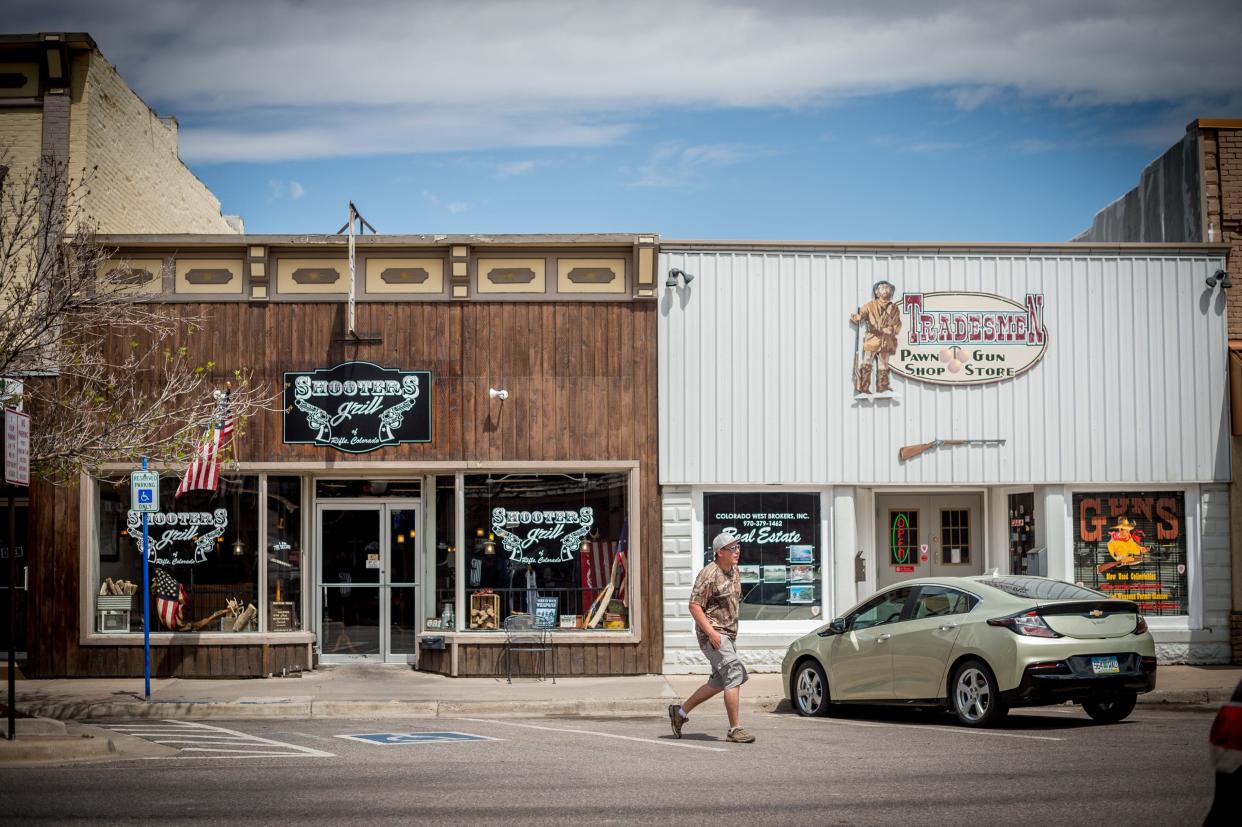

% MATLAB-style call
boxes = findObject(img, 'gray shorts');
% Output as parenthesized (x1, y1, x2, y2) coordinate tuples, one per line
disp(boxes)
(700, 635, 748, 690)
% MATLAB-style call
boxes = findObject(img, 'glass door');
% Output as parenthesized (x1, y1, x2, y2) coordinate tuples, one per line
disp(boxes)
(317, 501, 421, 663)
(319, 505, 383, 660)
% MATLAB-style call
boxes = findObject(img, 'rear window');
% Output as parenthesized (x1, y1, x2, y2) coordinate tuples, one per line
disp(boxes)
(976, 576, 1104, 601)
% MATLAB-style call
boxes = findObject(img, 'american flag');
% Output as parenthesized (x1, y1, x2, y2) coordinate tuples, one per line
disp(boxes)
(581, 520, 629, 610)
(152, 568, 185, 631)
(175, 390, 235, 498)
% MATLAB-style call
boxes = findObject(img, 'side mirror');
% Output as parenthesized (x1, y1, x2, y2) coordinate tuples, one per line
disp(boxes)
(819, 617, 848, 637)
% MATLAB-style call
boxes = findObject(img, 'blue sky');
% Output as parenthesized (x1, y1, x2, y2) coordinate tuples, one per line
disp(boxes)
(10, 1, 1242, 240)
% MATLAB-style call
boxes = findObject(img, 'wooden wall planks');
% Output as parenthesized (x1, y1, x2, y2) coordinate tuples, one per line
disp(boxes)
(28, 300, 661, 677)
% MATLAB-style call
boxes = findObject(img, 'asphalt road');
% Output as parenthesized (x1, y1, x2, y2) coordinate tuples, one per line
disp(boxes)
(0, 705, 1217, 825)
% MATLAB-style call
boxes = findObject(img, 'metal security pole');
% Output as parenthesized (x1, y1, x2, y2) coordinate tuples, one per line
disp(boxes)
(141, 457, 151, 701)
(6, 486, 13, 740)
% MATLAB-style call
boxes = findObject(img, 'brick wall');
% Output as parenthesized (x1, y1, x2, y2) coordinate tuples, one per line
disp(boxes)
(74, 52, 236, 234)
(1204, 126, 1242, 337)
(0, 109, 43, 183)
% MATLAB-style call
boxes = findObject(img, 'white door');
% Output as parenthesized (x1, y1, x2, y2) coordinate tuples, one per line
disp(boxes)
(875, 494, 984, 590)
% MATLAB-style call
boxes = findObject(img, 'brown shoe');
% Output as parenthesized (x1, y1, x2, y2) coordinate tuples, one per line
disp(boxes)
(726, 726, 755, 743)
(668, 704, 685, 738)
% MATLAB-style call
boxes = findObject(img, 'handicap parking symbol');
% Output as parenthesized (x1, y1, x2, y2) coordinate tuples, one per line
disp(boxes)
(336, 731, 497, 746)
(138, 490, 153, 504)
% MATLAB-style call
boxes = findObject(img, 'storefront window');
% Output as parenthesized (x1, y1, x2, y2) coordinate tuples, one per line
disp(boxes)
(703, 492, 823, 621)
(96, 475, 259, 633)
(266, 476, 302, 632)
(1072, 491, 1188, 616)
(430, 476, 456, 630)
(463, 473, 629, 631)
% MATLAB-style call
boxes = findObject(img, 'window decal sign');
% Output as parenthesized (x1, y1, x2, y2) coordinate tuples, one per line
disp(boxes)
(126, 508, 228, 566)
(892, 291, 1048, 385)
(492, 507, 594, 564)
(284, 362, 431, 453)
(1073, 492, 1187, 616)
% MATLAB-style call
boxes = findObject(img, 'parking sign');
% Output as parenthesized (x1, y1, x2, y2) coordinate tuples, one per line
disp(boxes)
(131, 470, 160, 512)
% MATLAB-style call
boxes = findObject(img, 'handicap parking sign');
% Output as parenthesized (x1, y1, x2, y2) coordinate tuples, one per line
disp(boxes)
(130, 470, 160, 513)
(335, 731, 496, 745)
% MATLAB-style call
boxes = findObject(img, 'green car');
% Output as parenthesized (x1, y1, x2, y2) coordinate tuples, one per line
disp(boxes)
(782, 575, 1157, 726)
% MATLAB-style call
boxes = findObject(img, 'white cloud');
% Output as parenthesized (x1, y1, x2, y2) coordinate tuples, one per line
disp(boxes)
(266, 178, 306, 200)
(447, 202, 469, 214)
(8, 0, 1241, 162)
(632, 142, 771, 187)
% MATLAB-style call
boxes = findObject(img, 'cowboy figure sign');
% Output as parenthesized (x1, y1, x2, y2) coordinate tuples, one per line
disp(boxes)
(851, 280, 902, 396)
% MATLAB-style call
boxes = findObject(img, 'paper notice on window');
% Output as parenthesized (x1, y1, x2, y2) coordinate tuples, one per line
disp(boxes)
(949, 548, 962, 564)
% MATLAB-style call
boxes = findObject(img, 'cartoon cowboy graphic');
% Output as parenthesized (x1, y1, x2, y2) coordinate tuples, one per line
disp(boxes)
(850, 280, 902, 395)
(1107, 517, 1149, 566)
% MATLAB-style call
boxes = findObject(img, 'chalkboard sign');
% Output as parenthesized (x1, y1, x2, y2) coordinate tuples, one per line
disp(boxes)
(269, 602, 296, 632)
(534, 596, 559, 629)
(284, 362, 432, 453)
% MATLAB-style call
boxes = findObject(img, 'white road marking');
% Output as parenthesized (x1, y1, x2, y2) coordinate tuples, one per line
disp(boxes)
(804, 717, 1063, 741)
(100, 720, 334, 758)
(457, 717, 729, 752)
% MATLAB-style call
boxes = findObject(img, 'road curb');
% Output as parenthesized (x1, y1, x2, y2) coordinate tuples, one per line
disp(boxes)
(0, 733, 115, 764)
(13, 689, 1224, 722)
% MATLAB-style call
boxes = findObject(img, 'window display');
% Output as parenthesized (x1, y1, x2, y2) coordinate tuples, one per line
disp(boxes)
(97, 475, 259, 633)
(1072, 491, 1188, 616)
(266, 476, 302, 631)
(703, 492, 823, 621)
(463, 472, 629, 631)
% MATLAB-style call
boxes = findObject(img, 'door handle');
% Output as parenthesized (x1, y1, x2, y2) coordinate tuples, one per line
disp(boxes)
(877, 633, 892, 642)
(938, 623, 957, 631)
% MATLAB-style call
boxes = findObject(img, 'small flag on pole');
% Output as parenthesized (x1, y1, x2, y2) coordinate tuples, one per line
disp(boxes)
(175, 390, 235, 498)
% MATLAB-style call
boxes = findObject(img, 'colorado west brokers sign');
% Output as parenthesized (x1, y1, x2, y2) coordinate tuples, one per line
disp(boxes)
(895, 292, 1048, 385)
(284, 362, 432, 453)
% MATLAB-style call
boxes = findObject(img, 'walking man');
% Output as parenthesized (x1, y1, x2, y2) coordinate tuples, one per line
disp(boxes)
(668, 532, 755, 743)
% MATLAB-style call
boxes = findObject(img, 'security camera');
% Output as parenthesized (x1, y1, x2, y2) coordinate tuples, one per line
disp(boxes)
(488, 388, 509, 401)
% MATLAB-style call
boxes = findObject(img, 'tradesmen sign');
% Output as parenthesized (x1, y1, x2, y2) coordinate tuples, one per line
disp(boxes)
(894, 292, 1048, 385)
(284, 361, 432, 453)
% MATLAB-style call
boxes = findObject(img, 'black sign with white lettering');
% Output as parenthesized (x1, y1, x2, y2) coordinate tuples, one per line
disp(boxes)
(283, 362, 432, 453)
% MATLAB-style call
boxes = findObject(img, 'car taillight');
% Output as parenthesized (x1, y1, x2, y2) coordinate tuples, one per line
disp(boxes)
(1134, 614, 1147, 634)
(987, 610, 1062, 638)
(1209, 704, 1242, 752)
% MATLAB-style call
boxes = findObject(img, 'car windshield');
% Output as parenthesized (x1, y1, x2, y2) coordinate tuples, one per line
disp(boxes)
(975, 576, 1103, 601)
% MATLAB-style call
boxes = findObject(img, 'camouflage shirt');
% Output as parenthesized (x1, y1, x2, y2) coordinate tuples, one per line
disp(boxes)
(690, 561, 741, 646)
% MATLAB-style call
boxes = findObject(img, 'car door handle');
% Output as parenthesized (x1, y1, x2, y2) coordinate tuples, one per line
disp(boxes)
(938, 623, 957, 631)
(877, 633, 892, 642)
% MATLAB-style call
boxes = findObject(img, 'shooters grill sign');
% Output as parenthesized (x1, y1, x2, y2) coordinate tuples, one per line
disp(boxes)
(284, 362, 432, 453)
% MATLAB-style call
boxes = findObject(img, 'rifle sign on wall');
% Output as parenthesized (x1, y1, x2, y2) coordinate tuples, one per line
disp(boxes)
(284, 362, 432, 453)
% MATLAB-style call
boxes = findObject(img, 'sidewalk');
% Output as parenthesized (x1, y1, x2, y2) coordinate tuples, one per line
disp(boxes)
(3, 663, 1239, 764)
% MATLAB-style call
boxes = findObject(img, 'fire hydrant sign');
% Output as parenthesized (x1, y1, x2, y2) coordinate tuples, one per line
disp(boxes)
(4, 408, 30, 487)
(130, 471, 160, 513)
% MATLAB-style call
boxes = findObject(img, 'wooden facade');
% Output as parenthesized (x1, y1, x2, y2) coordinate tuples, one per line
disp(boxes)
(28, 255, 662, 677)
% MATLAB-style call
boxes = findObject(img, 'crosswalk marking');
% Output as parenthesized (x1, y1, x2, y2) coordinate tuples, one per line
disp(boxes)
(99, 720, 334, 758)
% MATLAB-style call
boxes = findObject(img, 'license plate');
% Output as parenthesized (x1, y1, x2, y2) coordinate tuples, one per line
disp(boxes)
(1091, 656, 1120, 675)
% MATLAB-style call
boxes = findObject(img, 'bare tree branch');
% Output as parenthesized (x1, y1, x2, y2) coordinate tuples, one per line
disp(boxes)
(0, 152, 276, 485)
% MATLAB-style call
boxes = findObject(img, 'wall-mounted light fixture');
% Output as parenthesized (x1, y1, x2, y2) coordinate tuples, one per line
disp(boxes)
(488, 387, 509, 401)
(665, 268, 695, 288)
(1206, 269, 1233, 289)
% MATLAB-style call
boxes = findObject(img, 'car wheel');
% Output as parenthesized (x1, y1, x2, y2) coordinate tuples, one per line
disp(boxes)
(793, 659, 830, 717)
(1082, 691, 1137, 723)
(951, 659, 1007, 727)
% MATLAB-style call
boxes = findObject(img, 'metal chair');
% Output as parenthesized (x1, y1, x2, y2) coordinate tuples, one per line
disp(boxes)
(502, 614, 555, 684)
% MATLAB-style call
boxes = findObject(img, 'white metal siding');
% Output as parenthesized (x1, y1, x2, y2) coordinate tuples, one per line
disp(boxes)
(659, 249, 1229, 486)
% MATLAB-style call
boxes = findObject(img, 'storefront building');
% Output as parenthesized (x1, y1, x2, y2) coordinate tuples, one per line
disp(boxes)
(27, 233, 663, 677)
(658, 241, 1233, 671)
